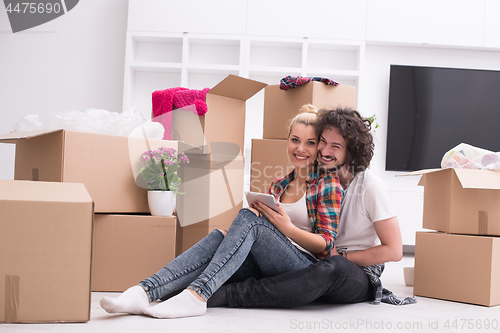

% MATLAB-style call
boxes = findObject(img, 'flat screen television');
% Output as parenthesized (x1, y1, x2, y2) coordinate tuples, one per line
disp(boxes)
(386, 64, 500, 172)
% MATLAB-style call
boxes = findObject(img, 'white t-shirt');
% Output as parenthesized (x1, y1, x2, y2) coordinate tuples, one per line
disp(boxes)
(335, 168, 396, 253)
(280, 192, 315, 257)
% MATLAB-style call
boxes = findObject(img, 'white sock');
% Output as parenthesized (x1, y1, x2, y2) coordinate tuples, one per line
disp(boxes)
(142, 289, 207, 319)
(100, 285, 150, 315)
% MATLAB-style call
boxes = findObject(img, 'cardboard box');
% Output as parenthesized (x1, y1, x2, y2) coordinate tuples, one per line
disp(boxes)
(263, 82, 357, 140)
(91, 214, 176, 292)
(402, 168, 500, 235)
(167, 74, 267, 154)
(175, 154, 245, 255)
(414, 231, 500, 306)
(250, 139, 294, 194)
(1, 76, 264, 214)
(0, 180, 93, 323)
(0, 129, 198, 213)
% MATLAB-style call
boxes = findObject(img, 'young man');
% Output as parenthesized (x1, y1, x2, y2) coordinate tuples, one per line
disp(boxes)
(208, 107, 413, 308)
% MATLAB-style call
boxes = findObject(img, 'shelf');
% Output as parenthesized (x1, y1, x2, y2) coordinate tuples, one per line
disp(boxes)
(130, 62, 182, 73)
(188, 38, 240, 66)
(132, 36, 183, 63)
(186, 64, 241, 74)
(305, 68, 360, 79)
(307, 47, 359, 71)
(249, 40, 303, 68)
(248, 66, 303, 76)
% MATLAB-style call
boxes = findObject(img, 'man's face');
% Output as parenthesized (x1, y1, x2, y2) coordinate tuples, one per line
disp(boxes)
(317, 127, 348, 171)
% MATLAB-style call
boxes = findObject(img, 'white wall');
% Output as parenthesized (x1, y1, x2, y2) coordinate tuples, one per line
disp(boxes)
(0, 0, 128, 179)
(362, 45, 500, 245)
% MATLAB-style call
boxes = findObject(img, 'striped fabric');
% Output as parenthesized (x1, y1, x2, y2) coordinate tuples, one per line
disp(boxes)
(279, 75, 339, 91)
(364, 264, 417, 305)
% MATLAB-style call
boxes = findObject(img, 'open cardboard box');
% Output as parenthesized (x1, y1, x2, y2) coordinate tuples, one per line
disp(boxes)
(400, 168, 500, 235)
(0, 180, 93, 323)
(414, 231, 500, 307)
(91, 214, 177, 292)
(263, 82, 357, 140)
(249, 138, 294, 194)
(164, 74, 267, 154)
(0, 129, 199, 213)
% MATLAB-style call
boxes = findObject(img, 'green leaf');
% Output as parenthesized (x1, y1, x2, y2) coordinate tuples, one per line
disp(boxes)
(169, 174, 180, 183)
(170, 163, 179, 173)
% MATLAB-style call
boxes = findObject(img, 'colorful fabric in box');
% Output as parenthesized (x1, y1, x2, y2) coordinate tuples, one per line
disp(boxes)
(279, 76, 339, 91)
(441, 143, 500, 171)
(152, 87, 210, 140)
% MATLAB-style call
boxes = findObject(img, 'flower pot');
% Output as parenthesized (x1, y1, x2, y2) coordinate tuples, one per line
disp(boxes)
(148, 190, 176, 216)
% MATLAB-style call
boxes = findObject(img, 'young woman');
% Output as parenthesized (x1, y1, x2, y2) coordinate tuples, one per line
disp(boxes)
(100, 104, 343, 319)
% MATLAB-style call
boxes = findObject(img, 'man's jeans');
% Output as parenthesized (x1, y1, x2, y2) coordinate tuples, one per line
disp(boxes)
(139, 208, 316, 302)
(223, 255, 374, 308)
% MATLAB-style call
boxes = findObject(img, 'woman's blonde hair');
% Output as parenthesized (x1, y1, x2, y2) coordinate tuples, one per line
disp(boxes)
(287, 104, 318, 137)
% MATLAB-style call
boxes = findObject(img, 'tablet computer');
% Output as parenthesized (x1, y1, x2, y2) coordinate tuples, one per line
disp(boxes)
(244, 191, 279, 212)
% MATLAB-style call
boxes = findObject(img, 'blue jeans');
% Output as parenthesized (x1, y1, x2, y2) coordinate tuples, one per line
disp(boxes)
(139, 208, 317, 302)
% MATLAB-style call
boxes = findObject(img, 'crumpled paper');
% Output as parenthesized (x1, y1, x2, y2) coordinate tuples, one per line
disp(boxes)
(12, 108, 165, 140)
(441, 143, 500, 171)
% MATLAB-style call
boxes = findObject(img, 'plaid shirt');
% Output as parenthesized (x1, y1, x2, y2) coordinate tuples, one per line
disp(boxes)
(279, 75, 339, 91)
(268, 168, 343, 259)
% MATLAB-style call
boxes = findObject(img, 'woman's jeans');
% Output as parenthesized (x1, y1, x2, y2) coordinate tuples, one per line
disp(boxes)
(139, 208, 317, 302)
(221, 255, 374, 308)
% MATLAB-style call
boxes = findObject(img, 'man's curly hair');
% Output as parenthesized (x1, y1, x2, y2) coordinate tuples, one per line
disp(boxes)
(315, 107, 374, 173)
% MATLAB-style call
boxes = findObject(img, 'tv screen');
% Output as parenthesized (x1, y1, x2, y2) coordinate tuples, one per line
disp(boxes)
(386, 65, 500, 172)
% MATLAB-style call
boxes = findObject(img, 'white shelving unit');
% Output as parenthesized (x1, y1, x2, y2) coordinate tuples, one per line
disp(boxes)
(123, 32, 364, 118)
(122, 31, 365, 195)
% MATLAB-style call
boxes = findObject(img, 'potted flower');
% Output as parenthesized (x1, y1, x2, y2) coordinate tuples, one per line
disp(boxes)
(140, 146, 190, 216)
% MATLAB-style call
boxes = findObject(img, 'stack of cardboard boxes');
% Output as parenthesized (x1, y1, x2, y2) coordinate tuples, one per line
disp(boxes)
(0, 74, 266, 323)
(408, 168, 500, 306)
(170, 75, 266, 254)
(250, 81, 357, 193)
(0, 129, 181, 323)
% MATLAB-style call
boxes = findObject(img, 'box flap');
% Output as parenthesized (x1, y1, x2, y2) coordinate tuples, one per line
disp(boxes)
(453, 168, 500, 189)
(0, 180, 92, 203)
(0, 129, 63, 143)
(398, 168, 500, 189)
(396, 168, 442, 186)
(397, 168, 442, 177)
(208, 74, 267, 101)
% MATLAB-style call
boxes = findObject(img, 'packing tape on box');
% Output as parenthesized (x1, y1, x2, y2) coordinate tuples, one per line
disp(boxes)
(479, 211, 489, 235)
(4, 275, 20, 323)
(32, 168, 39, 181)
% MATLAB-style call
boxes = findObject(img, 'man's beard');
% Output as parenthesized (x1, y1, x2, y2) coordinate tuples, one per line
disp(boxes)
(317, 152, 345, 172)
(319, 162, 345, 173)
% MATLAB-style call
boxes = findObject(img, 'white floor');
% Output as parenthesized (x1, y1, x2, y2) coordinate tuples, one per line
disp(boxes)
(2, 255, 500, 333)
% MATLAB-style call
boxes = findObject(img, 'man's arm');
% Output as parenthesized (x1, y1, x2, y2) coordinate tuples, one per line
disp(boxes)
(343, 216, 403, 267)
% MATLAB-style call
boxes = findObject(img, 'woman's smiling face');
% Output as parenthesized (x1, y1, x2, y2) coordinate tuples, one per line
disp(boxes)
(287, 123, 318, 171)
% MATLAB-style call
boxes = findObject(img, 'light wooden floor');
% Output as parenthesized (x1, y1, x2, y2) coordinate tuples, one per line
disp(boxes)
(2, 255, 499, 333)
